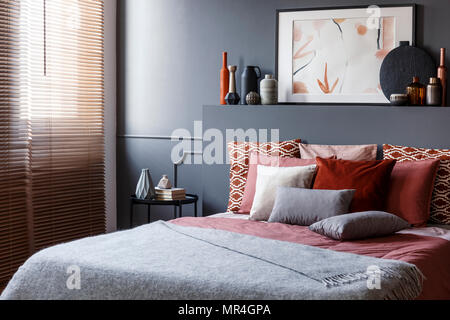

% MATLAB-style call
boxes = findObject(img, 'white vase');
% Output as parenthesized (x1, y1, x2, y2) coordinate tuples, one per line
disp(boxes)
(135, 169, 156, 200)
(260, 74, 278, 105)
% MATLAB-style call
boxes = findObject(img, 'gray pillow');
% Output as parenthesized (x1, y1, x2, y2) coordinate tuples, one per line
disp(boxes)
(267, 187, 355, 226)
(309, 211, 411, 241)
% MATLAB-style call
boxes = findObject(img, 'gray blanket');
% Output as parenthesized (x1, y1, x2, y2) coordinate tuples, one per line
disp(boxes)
(1, 221, 423, 300)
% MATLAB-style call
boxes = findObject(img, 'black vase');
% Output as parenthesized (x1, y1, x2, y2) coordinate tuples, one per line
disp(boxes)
(241, 66, 261, 105)
(380, 41, 436, 101)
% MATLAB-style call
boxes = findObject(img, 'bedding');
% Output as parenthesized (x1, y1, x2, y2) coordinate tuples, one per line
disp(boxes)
(227, 139, 301, 212)
(299, 143, 378, 161)
(1, 218, 426, 300)
(309, 211, 410, 240)
(268, 187, 355, 226)
(173, 217, 450, 300)
(383, 144, 450, 225)
(249, 165, 316, 221)
(313, 157, 396, 212)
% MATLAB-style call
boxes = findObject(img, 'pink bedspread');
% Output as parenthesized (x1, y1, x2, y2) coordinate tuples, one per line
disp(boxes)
(171, 217, 450, 300)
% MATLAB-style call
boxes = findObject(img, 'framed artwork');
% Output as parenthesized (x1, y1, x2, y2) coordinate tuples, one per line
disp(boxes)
(276, 5, 416, 104)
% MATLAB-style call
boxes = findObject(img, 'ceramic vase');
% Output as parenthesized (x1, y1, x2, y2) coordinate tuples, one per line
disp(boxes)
(135, 168, 156, 200)
(157, 175, 172, 189)
(260, 74, 278, 105)
(241, 66, 261, 105)
(246, 91, 260, 105)
(220, 52, 229, 105)
(225, 65, 240, 105)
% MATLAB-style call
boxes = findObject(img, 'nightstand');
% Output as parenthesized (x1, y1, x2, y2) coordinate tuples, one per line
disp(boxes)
(129, 194, 198, 228)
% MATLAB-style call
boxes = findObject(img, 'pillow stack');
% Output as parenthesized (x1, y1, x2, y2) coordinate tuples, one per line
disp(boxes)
(226, 141, 448, 240)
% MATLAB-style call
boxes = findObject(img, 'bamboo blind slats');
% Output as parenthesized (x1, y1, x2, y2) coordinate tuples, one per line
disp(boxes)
(0, 0, 105, 288)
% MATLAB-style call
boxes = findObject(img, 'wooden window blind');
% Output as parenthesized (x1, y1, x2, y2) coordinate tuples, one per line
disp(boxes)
(0, 0, 105, 289)
(0, 0, 30, 291)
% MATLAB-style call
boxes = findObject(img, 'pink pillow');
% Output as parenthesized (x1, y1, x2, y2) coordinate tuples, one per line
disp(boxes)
(299, 143, 377, 161)
(386, 159, 440, 227)
(238, 153, 317, 214)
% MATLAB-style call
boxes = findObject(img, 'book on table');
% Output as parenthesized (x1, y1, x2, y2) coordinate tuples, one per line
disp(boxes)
(155, 187, 186, 200)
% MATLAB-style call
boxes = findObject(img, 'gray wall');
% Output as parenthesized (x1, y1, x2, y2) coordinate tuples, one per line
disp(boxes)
(117, 0, 450, 229)
(202, 105, 450, 215)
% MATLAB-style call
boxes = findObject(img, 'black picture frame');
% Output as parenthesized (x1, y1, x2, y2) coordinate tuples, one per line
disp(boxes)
(275, 4, 417, 105)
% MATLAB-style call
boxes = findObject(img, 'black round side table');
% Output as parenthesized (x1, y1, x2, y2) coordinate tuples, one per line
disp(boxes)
(129, 194, 198, 228)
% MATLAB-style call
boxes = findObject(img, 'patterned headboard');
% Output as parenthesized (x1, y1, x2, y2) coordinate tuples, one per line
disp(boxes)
(202, 105, 450, 216)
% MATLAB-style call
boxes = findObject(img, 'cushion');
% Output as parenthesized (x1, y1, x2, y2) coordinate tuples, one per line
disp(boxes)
(299, 143, 378, 161)
(238, 153, 318, 214)
(313, 157, 396, 212)
(384, 144, 450, 225)
(309, 211, 411, 240)
(227, 139, 301, 212)
(386, 160, 440, 227)
(249, 164, 316, 221)
(268, 187, 355, 226)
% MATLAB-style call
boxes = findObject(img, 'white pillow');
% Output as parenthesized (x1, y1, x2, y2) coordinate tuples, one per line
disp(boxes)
(249, 165, 317, 221)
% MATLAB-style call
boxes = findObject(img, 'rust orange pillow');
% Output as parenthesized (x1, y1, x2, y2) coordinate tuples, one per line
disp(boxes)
(227, 139, 301, 212)
(313, 157, 396, 213)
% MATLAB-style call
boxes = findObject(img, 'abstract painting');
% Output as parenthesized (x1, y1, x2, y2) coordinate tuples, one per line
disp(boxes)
(277, 5, 415, 104)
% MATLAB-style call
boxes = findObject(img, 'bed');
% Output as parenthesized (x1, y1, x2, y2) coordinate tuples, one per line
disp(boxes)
(3, 105, 450, 300)
(1, 212, 449, 300)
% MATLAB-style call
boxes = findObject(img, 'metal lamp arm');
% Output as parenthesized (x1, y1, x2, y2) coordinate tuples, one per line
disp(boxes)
(173, 151, 202, 188)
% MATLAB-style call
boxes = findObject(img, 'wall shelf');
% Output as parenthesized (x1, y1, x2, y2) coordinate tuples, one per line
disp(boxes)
(205, 104, 450, 110)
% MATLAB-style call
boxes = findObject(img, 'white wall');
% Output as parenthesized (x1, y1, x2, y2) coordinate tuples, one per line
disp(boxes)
(105, 0, 117, 233)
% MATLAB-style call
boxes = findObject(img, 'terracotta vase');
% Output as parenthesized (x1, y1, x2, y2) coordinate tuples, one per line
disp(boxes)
(220, 52, 229, 105)
(438, 48, 447, 106)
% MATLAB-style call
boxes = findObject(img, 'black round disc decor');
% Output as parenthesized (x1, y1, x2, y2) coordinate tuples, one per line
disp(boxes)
(380, 45, 436, 101)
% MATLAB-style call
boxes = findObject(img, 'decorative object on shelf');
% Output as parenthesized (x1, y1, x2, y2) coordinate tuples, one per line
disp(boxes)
(241, 66, 261, 105)
(157, 175, 172, 189)
(245, 91, 260, 105)
(220, 52, 229, 105)
(260, 74, 278, 105)
(135, 168, 156, 200)
(438, 48, 447, 106)
(380, 41, 436, 102)
(389, 94, 409, 106)
(277, 5, 415, 104)
(225, 65, 240, 105)
(426, 77, 443, 106)
(406, 77, 426, 106)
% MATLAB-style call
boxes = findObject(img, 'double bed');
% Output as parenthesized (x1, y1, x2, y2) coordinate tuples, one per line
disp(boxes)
(2, 212, 450, 300)
(3, 106, 450, 300)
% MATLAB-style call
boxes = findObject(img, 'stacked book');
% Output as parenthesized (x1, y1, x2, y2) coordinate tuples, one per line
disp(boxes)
(155, 188, 186, 201)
